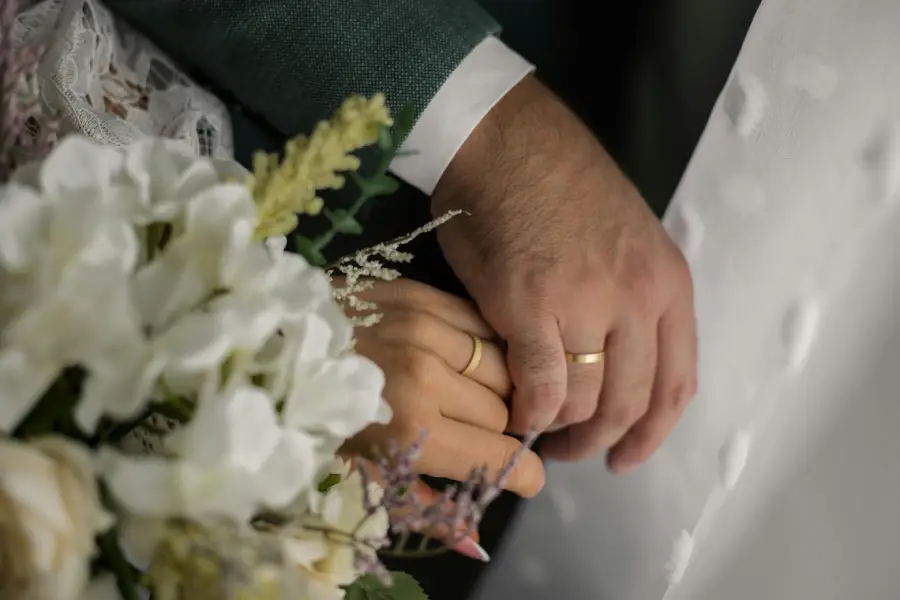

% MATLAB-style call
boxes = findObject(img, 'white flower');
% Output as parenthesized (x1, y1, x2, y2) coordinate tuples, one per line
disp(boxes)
(99, 381, 319, 522)
(130, 182, 258, 333)
(281, 307, 391, 441)
(0, 436, 113, 600)
(0, 138, 159, 432)
(152, 244, 334, 377)
(284, 465, 389, 600)
(122, 138, 224, 225)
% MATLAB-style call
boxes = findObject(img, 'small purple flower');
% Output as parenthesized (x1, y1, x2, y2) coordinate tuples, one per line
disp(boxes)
(358, 429, 539, 555)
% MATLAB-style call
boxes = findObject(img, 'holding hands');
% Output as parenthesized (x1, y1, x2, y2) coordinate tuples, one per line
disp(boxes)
(341, 278, 545, 499)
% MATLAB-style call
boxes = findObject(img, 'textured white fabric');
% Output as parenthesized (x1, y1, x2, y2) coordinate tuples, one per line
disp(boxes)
(389, 36, 534, 195)
(16, 0, 233, 158)
(475, 1, 900, 599)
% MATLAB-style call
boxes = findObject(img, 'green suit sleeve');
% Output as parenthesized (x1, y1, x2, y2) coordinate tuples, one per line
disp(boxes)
(104, 0, 501, 138)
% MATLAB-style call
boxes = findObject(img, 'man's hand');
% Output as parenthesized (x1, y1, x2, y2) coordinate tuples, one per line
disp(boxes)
(431, 75, 697, 471)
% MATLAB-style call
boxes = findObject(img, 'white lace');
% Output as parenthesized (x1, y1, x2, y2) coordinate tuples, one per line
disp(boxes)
(15, 0, 234, 158)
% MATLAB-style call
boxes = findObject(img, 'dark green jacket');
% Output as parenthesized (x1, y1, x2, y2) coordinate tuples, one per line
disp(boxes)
(105, 0, 500, 140)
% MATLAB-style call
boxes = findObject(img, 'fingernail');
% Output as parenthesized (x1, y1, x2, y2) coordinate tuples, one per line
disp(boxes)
(608, 454, 638, 475)
(453, 537, 491, 562)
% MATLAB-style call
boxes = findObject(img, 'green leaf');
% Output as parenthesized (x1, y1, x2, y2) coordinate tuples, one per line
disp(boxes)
(317, 472, 342, 493)
(345, 573, 429, 600)
(293, 234, 327, 266)
(344, 582, 370, 600)
(387, 572, 428, 600)
(377, 125, 395, 155)
(357, 173, 400, 198)
(393, 103, 417, 141)
(324, 208, 365, 235)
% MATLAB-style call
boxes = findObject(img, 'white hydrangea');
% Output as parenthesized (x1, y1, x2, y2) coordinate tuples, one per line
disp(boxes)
(98, 381, 319, 522)
(0, 135, 392, 523)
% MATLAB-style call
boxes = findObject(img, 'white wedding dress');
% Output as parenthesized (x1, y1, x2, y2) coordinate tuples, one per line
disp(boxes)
(476, 1, 900, 599)
(16, 0, 900, 598)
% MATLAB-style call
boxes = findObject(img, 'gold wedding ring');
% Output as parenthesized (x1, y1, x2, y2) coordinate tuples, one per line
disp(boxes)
(565, 351, 605, 365)
(460, 334, 484, 377)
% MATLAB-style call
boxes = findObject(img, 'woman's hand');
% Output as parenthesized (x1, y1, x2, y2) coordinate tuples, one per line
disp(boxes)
(340, 278, 545, 499)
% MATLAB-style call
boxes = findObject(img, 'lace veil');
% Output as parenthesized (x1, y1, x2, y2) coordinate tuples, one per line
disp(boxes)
(14, 0, 234, 158)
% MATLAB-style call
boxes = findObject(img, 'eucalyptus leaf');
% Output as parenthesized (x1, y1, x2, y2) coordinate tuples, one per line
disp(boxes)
(393, 104, 417, 141)
(359, 173, 400, 198)
(294, 234, 327, 266)
(325, 208, 365, 235)
(377, 125, 395, 154)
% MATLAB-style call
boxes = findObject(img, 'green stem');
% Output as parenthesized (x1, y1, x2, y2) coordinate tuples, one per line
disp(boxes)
(393, 530, 411, 554)
(98, 530, 141, 600)
(309, 191, 372, 254)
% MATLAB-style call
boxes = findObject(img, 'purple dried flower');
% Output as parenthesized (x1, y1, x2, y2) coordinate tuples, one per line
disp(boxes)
(0, 0, 58, 180)
(358, 429, 539, 558)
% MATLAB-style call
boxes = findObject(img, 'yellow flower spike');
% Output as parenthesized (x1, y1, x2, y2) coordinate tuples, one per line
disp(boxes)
(248, 94, 393, 240)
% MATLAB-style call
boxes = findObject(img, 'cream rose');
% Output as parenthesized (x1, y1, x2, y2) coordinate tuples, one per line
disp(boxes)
(0, 436, 113, 600)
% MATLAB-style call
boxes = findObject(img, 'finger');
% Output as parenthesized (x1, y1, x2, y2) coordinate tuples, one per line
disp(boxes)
(387, 480, 478, 541)
(353, 339, 508, 433)
(418, 420, 546, 498)
(505, 313, 567, 434)
(541, 318, 657, 461)
(440, 372, 510, 433)
(371, 309, 511, 397)
(360, 278, 496, 340)
(551, 315, 612, 428)
(607, 296, 698, 472)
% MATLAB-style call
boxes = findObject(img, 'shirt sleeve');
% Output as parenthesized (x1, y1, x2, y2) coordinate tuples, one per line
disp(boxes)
(389, 36, 534, 195)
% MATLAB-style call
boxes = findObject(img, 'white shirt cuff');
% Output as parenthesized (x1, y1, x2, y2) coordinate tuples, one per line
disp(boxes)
(389, 36, 534, 195)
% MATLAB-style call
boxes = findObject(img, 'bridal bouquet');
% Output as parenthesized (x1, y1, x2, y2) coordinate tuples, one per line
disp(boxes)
(0, 15, 529, 600)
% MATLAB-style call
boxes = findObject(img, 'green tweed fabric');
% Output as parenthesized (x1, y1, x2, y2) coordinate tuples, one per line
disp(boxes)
(105, 0, 500, 139)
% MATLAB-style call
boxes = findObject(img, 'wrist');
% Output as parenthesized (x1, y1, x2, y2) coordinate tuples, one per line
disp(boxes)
(431, 74, 597, 215)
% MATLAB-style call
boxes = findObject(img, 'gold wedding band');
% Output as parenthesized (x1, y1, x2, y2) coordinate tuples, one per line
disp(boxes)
(460, 334, 484, 377)
(565, 351, 605, 364)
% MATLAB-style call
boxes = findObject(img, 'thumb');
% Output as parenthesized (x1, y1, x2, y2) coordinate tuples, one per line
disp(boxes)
(504, 314, 567, 434)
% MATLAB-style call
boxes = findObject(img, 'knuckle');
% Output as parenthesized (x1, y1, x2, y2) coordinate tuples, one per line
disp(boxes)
(600, 401, 648, 429)
(527, 380, 568, 413)
(389, 410, 430, 447)
(396, 346, 441, 384)
(670, 249, 693, 285)
(392, 310, 434, 342)
(667, 377, 698, 412)
(622, 260, 660, 317)
(554, 401, 597, 427)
